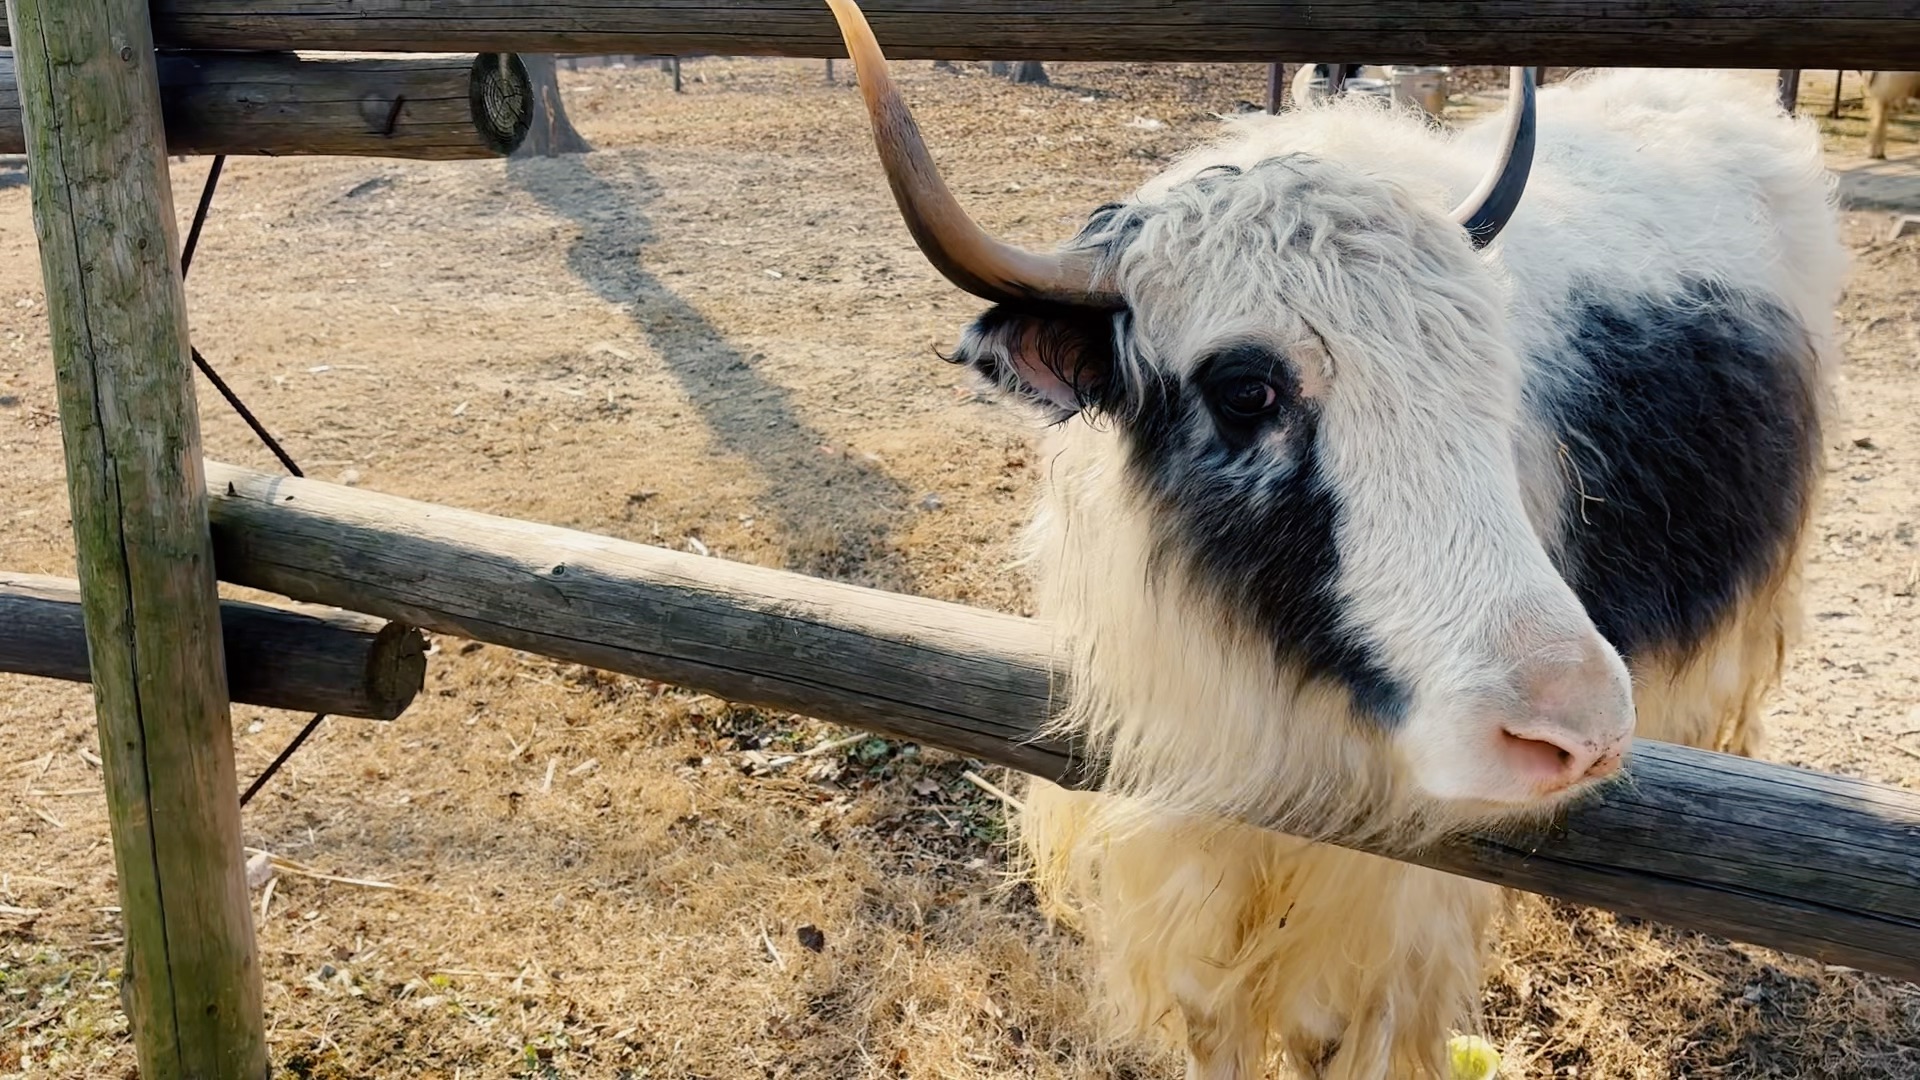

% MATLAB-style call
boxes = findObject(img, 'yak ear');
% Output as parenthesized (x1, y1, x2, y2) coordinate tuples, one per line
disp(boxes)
(946, 303, 1123, 420)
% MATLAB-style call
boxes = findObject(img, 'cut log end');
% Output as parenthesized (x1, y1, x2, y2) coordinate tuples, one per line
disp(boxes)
(471, 52, 534, 156)
(366, 620, 431, 721)
(0, 573, 427, 721)
(2, 48, 538, 159)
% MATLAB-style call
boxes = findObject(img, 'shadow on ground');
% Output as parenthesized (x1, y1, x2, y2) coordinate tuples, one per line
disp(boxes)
(1833, 153, 1920, 214)
(505, 150, 916, 591)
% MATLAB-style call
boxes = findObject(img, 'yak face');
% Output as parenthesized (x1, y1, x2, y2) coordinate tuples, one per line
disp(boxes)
(814, 0, 1622, 821)
(950, 156, 1635, 817)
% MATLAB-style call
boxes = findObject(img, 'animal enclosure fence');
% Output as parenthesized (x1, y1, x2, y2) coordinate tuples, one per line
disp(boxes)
(2, 3, 1919, 1077)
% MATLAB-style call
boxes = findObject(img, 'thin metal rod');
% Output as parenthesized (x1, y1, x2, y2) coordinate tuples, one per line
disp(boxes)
(179, 154, 224, 277)
(239, 713, 328, 807)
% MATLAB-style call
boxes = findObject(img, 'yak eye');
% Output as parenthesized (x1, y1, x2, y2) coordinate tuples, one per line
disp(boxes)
(1217, 377, 1280, 420)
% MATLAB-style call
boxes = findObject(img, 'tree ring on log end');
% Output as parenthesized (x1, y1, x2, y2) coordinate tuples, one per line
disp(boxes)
(471, 53, 533, 156)
(366, 621, 429, 721)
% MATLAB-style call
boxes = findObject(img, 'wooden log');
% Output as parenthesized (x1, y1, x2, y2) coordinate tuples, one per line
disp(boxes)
(0, 573, 426, 721)
(2, 1, 1916, 67)
(0, 51, 14, 152)
(0, 48, 531, 159)
(511, 53, 590, 156)
(1266, 62, 1286, 114)
(198, 461, 1920, 985)
(5, 0, 266, 1074)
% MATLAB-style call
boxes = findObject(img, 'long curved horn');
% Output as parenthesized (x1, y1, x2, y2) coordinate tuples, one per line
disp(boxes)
(824, 0, 1124, 308)
(1451, 67, 1538, 248)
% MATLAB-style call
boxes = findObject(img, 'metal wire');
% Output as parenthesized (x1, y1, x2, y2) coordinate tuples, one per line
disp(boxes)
(179, 154, 327, 805)
(180, 156, 306, 478)
(239, 713, 328, 808)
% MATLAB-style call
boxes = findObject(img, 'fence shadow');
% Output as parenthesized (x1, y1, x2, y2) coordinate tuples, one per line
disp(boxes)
(505, 150, 915, 591)
(1832, 155, 1920, 213)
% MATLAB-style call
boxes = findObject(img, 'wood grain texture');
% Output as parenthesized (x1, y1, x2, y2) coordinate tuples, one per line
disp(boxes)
(6, 0, 267, 1074)
(0, 50, 16, 148)
(2, 1, 1915, 66)
(201, 462, 1920, 984)
(1, 48, 531, 158)
(1, 573, 427, 720)
(512, 52, 590, 157)
(202, 462, 1084, 786)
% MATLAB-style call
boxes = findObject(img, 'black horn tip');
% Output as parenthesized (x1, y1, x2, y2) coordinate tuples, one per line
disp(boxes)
(1461, 67, 1538, 250)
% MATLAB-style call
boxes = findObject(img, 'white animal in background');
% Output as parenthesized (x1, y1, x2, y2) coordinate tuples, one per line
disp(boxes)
(1863, 70, 1920, 159)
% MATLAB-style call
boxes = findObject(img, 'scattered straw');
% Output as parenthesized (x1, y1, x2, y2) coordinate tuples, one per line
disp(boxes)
(19, 751, 54, 794)
(961, 769, 1025, 813)
(245, 847, 436, 896)
(798, 732, 869, 758)
(760, 924, 787, 971)
(750, 731, 869, 771)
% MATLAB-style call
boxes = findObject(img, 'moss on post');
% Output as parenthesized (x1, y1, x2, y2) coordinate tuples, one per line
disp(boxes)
(3, 0, 266, 1076)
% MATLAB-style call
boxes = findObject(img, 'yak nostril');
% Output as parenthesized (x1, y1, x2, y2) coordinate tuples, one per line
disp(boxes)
(1498, 726, 1605, 792)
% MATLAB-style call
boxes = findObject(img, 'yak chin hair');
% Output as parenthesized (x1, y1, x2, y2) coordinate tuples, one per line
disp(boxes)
(1026, 551, 1539, 859)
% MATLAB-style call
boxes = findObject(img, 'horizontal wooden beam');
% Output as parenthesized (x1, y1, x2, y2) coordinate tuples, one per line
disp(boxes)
(0, 48, 530, 159)
(195, 462, 1920, 983)
(1, 2, 1915, 67)
(1, 573, 427, 720)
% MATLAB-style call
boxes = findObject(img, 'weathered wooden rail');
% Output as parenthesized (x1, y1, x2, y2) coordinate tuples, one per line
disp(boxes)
(1, 1, 1917, 67)
(1, 573, 426, 720)
(200, 461, 1920, 985)
(1, 48, 529, 158)
(6, 0, 265, 1073)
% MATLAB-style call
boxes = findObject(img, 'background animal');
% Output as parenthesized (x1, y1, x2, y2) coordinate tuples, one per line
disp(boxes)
(1863, 70, 1920, 158)
(1289, 63, 1369, 104)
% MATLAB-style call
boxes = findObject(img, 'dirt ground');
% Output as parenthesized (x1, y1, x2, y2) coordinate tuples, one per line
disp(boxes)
(2, 59, 1917, 1079)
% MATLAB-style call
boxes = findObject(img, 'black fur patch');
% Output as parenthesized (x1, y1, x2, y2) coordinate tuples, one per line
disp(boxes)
(955, 190, 1412, 723)
(1123, 359, 1409, 725)
(1537, 279, 1820, 660)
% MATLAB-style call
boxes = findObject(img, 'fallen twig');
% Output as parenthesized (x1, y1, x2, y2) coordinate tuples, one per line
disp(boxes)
(962, 769, 1025, 813)
(760, 924, 788, 971)
(244, 847, 437, 895)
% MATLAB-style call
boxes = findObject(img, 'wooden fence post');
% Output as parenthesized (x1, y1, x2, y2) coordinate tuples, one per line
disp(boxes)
(3, 1, 266, 1077)
(1778, 68, 1801, 112)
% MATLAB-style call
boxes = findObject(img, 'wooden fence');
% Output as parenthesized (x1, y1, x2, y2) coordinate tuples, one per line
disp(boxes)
(2, 1, 1917, 1075)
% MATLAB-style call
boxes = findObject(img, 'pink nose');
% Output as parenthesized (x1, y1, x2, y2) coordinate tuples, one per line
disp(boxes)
(1498, 722, 1623, 793)
(1498, 635, 1634, 795)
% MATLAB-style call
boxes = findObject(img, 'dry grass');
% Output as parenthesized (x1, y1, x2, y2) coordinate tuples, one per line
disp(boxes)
(2, 58, 1918, 1079)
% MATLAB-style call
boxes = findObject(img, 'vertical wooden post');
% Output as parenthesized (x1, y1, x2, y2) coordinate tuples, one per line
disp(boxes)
(3, 1, 266, 1078)
(1777, 68, 1801, 113)
(1266, 62, 1286, 112)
